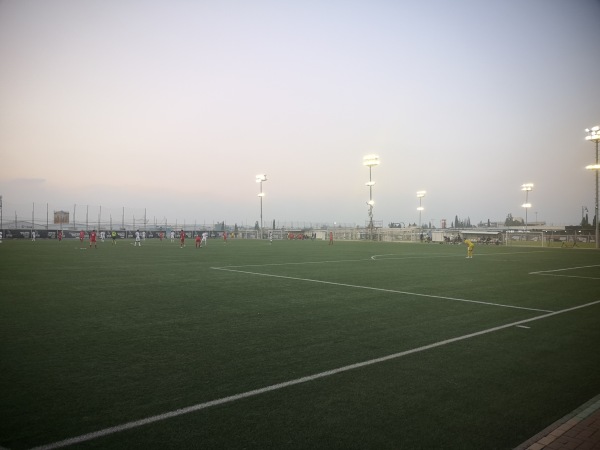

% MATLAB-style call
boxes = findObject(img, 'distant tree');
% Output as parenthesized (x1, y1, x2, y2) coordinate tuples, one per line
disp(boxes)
(505, 213, 523, 226)
(581, 213, 589, 227)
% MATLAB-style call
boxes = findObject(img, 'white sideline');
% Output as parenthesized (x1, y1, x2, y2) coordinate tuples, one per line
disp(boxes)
(211, 267, 553, 313)
(31, 299, 600, 450)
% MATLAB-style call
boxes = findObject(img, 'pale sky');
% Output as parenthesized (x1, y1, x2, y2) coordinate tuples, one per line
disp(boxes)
(1, 0, 599, 228)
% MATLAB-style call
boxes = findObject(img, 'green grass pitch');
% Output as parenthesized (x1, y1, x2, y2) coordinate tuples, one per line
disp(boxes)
(1, 237, 599, 449)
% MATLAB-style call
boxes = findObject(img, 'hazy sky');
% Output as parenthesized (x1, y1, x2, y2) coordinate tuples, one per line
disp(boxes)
(1, 0, 599, 228)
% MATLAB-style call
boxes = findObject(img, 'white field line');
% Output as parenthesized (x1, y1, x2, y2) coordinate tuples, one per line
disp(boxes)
(217, 250, 548, 268)
(211, 267, 553, 313)
(529, 265, 600, 280)
(31, 299, 600, 450)
(370, 250, 549, 260)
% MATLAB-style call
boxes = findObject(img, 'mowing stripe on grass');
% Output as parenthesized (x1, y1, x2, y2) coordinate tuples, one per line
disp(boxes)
(211, 267, 553, 313)
(31, 299, 600, 450)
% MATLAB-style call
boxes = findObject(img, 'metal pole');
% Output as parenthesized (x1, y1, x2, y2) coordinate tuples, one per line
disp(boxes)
(368, 166, 373, 238)
(525, 191, 528, 231)
(595, 140, 600, 248)
(260, 181, 263, 232)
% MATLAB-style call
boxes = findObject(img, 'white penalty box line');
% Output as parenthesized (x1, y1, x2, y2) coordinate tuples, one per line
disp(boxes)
(32, 299, 600, 450)
(211, 265, 553, 313)
(529, 264, 600, 280)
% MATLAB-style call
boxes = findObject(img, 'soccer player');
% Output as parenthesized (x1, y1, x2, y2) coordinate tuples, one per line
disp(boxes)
(31, 231, 36, 242)
(159, 231, 164, 242)
(79, 230, 85, 244)
(170, 231, 175, 243)
(195, 234, 201, 249)
(111, 230, 117, 245)
(223, 230, 227, 244)
(268, 230, 273, 244)
(201, 231, 208, 247)
(58, 230, 63, 242)
(464, 237, 475, 258)
(329, 231, 334, 245)
(100, 231, 105, 242)
(180, 230, 185, 248)
(134, 229, 141, 247)
(90, 230, 97, 249)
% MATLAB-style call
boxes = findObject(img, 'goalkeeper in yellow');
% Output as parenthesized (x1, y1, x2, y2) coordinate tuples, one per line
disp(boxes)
(463, 236, 475, 258)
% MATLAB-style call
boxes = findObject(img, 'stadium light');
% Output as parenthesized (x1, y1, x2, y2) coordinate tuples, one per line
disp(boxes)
(256, 174, 267, 238)
(417, 191, 426, 230)
(585, 126, 600, 249)
(363, 155, 380, 238)
(521, 183, 534, 231)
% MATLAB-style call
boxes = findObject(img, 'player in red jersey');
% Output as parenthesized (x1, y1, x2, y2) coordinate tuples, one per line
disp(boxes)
(79, 230, 85, 243)
(223, 230, 227, 244)
(58, 230, 63, 242)
(180, 230, 185, 248)
(195, 234, 201, 249)
(90, 230, 97, 249)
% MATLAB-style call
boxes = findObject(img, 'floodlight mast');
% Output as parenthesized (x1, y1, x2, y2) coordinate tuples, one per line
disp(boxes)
(521, 183, 534, 231)
(585, 126, 600, 249)
(256, 174, 267, 238)
(363, 155, 380, 239)
(417, 191, 426, 231)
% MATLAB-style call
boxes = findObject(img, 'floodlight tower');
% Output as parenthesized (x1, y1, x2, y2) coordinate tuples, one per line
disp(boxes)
(585, 126, 600, 249)
(256, 174, 267, 238)
(521, 183, 534, 231)
(363, 154, 380, 238)
(417, 191, 426, 230)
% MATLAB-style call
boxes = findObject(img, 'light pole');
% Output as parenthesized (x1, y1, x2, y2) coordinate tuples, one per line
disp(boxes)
(585, 126, 600, 249)
(256, 174, 267, 238)
(363, 154, 380, 239)
(417, 190, 426, 230)
(521, 183, 533, 231)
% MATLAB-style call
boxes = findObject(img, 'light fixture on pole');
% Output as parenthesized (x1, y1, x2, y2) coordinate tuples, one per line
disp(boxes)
(363, 154, 380, 238)
(585, 126, 600, 249)
(256, 174, 267, 238)
(417, 190, 426, 230)
(521, 183, 533, 231)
